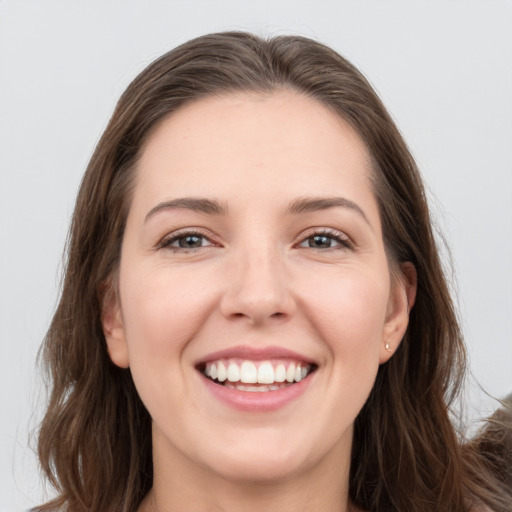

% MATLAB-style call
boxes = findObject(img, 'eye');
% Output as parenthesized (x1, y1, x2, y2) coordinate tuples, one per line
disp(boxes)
(298, 230, 352, 250)
(158, 231, 216, 251)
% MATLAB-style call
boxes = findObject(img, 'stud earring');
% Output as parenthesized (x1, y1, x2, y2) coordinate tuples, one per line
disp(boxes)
(385, 342, 391, 352)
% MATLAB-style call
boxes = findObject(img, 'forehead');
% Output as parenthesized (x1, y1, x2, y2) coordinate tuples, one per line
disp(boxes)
(133, 90, 378, 222)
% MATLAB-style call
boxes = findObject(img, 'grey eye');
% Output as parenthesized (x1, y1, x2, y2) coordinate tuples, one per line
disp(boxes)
(160, 232, 214, 251)
(176, 234, 206, 248)
(305, 234, 338, 249)
(297, 230, 351, 251)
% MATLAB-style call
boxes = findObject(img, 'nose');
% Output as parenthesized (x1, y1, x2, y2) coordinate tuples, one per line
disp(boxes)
(220, 244, 296, 325)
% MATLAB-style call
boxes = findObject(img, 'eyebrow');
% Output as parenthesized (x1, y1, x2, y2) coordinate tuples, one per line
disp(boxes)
(145, 195, 371, 228)
(287, 196, 371, 227)
(145, 197, 227, 222)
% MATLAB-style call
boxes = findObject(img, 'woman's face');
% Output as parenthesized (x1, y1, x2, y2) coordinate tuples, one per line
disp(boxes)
(103, 90, 412, 484)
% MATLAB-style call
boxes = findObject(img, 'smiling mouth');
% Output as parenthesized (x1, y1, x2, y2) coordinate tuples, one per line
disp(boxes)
(197, 359, 317, 392)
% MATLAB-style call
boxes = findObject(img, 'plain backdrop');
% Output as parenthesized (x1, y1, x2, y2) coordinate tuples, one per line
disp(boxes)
(1, 1, 511, 510)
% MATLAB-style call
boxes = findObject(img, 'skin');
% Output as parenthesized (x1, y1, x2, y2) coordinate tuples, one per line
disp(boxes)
(103, 90, 416, 512)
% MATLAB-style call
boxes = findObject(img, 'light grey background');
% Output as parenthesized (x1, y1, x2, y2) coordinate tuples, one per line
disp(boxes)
(1, 1, 511, 510)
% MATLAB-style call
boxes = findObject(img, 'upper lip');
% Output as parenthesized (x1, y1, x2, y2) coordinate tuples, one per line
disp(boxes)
(196, 345, 317, 366)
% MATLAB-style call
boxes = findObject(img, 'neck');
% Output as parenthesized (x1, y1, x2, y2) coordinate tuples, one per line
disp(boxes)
(142, 474, 353, 512)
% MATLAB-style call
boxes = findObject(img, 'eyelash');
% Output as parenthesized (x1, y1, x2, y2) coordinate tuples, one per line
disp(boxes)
(298, 229, 353, 251)
(156, 228, 353, 253)
(157, 229, 216, 252)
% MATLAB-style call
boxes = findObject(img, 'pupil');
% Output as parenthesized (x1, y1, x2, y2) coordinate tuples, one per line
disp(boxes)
(310, 235, 331, 248)
(179, 235, 202, 248)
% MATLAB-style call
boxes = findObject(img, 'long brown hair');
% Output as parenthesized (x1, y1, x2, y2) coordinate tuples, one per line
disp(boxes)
(36, 32, 511, 512)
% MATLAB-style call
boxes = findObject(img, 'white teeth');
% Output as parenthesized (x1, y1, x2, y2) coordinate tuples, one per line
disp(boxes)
(286, 363, 296, 383)
(204, 359, 313, 387)
(227, 363, 240, 382)
(225, 382, 289, 392)
(275, 364, 286, 382)
(257, 362, 275, 384)
(240, 361, 258, 383)
(217, 362, 227, 382)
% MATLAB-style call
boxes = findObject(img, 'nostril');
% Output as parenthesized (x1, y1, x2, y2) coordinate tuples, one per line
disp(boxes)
(220, 285, 295, 323)
(230, 311, 285, 320)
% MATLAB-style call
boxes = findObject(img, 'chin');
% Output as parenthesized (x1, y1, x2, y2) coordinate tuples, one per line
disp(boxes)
(211, 452, 310, 484)
(198, 432, 322, 484)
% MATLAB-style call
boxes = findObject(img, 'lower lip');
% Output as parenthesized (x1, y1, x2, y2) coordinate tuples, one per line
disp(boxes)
(200, 373, 314, 412)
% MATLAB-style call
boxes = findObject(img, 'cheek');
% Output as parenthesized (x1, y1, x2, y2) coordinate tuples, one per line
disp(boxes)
(117, 263, 219, 391)
(120, 263, 214, 346)
(301, 266, 389, 351)
(117, 263, 222, 425)
(291, 268, 389, 452)
(297, 264, 389, 414)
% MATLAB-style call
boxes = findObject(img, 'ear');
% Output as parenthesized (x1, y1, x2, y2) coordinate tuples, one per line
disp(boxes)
(100, 280, 130, 368)
(380, 262, 417, 364)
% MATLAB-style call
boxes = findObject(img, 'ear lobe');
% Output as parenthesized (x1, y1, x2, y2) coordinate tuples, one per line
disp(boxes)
(380, 262, 417, 364)
(100, 282, 130, 369)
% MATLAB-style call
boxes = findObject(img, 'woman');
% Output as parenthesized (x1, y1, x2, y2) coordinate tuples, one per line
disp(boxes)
(36, 32, 511, 512)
